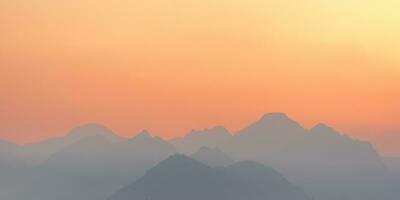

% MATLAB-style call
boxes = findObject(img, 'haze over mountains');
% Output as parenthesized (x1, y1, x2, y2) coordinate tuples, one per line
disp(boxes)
(109, 154, 311, 200)
(0, 112, 399, 200)
(171, 126, 231, 154)
(191, 147, 235, 167)
(172, 113, 393, 200)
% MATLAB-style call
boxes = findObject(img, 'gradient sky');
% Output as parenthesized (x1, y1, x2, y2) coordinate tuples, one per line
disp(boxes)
(0, 0, 399, 156)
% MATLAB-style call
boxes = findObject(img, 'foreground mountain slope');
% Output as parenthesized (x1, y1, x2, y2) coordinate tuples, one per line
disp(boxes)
(109, 154, 311, 200)
(227, 161, 311, 200)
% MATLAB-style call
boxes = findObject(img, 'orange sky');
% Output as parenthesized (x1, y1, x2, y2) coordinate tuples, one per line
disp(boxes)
(0, 0, 399, 156)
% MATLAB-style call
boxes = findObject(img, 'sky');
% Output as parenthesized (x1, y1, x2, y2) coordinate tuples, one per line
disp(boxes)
(0, 0, 399, 156)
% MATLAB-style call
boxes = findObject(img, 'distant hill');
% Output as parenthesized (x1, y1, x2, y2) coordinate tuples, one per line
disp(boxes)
(109, 154, 311, 200)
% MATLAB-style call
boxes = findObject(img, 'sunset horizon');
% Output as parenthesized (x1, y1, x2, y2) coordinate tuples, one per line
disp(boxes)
(1, 1, 400, 199)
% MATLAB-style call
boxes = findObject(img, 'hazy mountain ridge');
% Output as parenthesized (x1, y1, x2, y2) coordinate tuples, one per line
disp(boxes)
(228, 113, 384, 170)
(21, 124, 123, 165)
(109, 154, 311, 200)
(171, 113, 391, 200)
(171, 126, 231, 154)
(6, 128, 176, 200)
(0, 112, 398, 200)
(191, 146, 235, 167)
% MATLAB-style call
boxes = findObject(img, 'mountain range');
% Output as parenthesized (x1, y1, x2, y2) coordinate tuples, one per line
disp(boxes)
(0, 112, 398, 200)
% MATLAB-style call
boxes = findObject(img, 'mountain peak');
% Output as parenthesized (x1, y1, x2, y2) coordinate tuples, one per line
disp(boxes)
(235, 112, 305, 137)
(260, 112, 291, 121)
(66, 124, 119, 141)
(312, 123, 333, 130)
(254, 112, 303, 129)
(311, 123, 340, 136)
(133, 129, 152, 140)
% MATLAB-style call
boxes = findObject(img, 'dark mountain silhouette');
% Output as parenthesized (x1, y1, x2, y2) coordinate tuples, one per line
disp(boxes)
(191, 146, 234, 167)
(108, 154, 311, 200)
(171, 126, 231, 154)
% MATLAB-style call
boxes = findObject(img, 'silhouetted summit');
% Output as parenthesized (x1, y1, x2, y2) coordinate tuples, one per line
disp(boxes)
(66, 124, 121, 142)
(133, 129, 151, 138)
(259, 112, 302, 127)
(310, 123, 340, 135)
(236, 112, 304, 136)
(109, 154, 311, 200)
